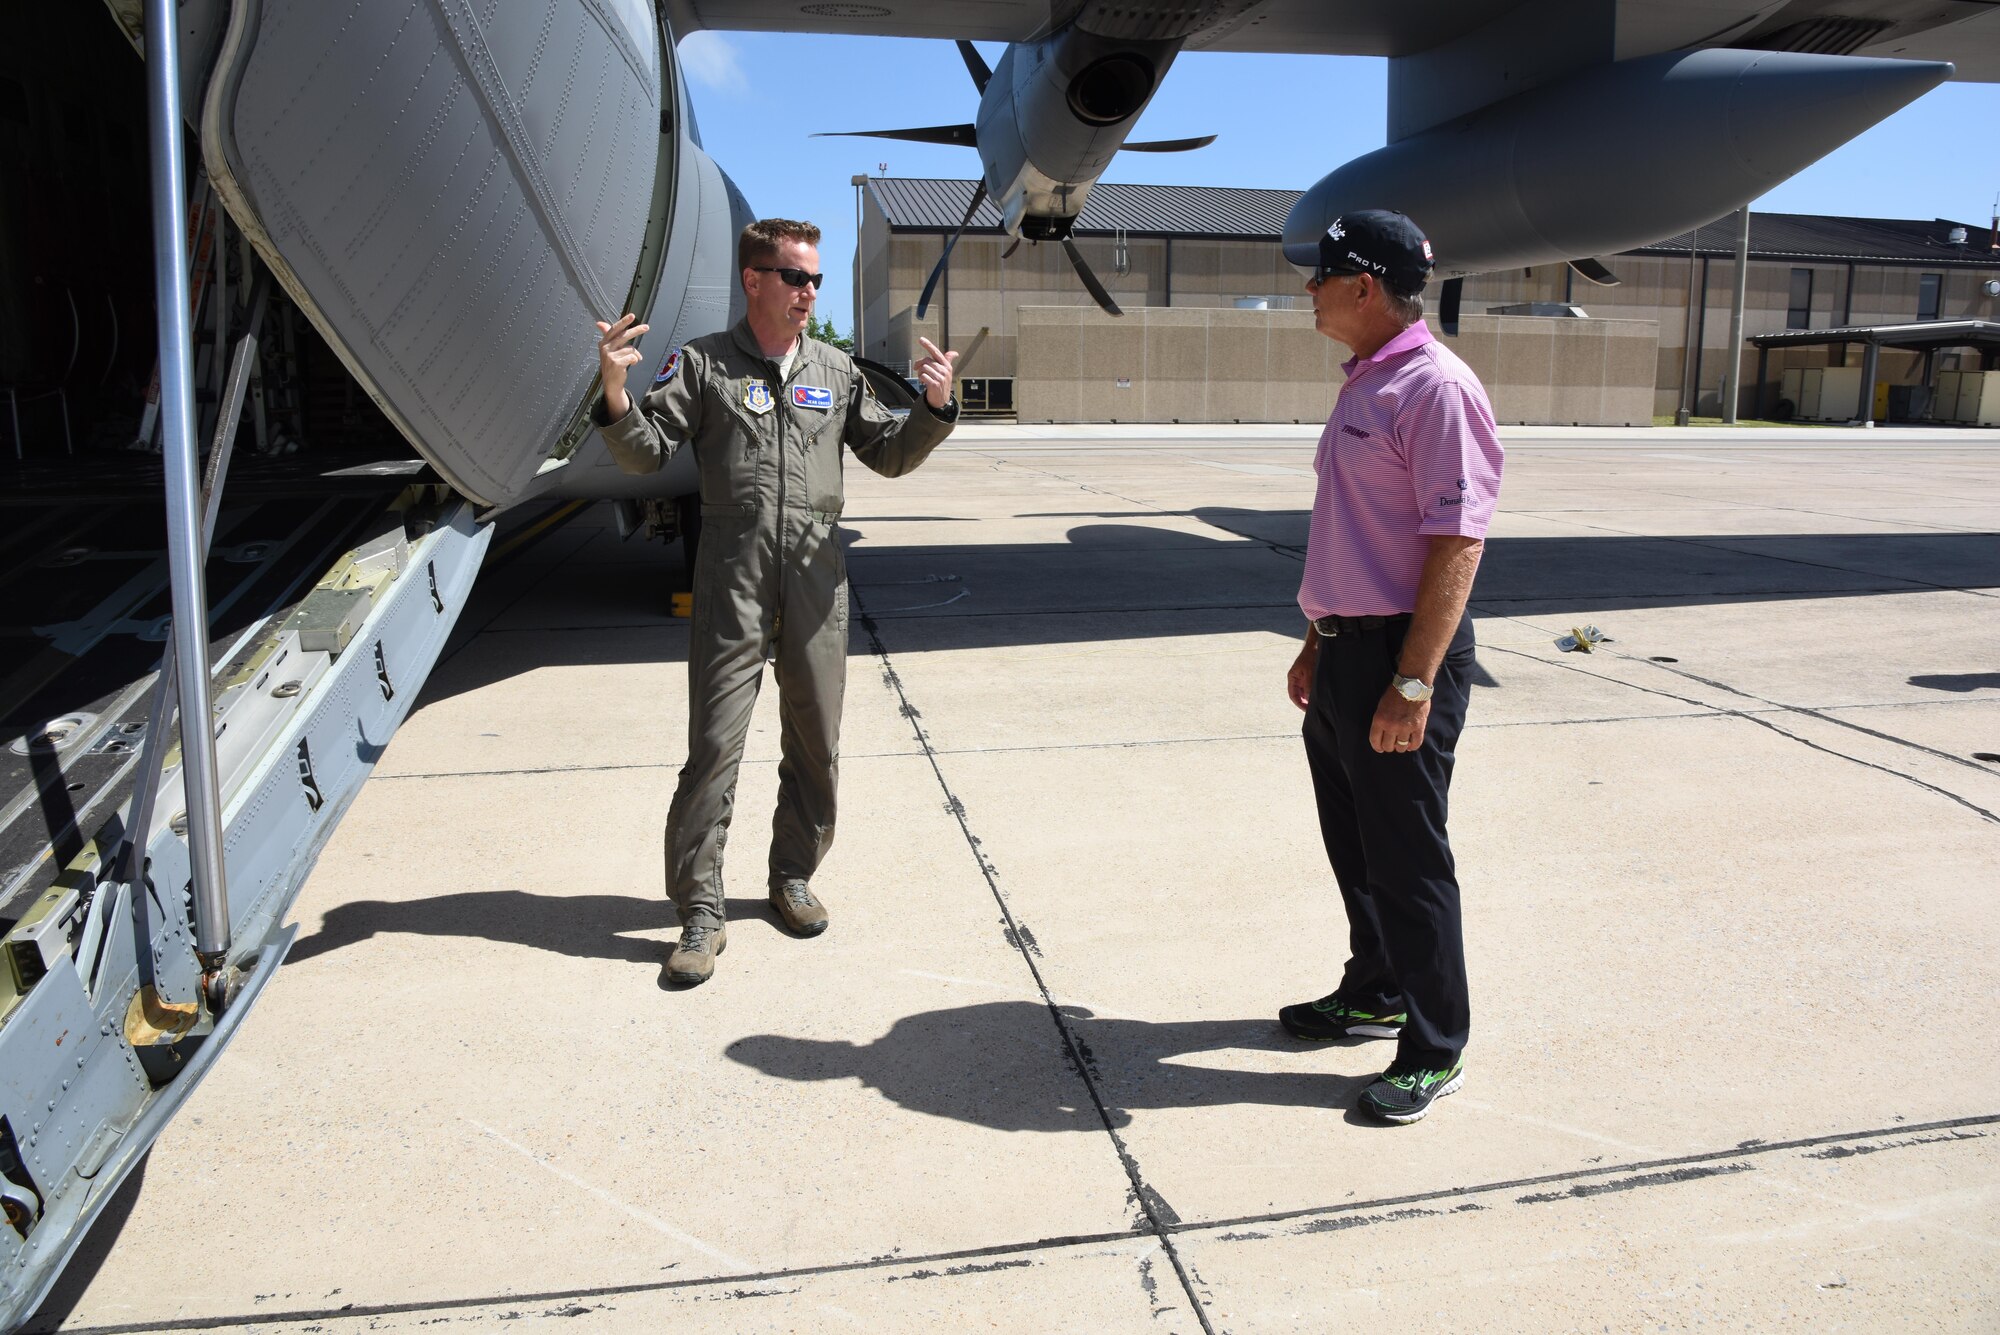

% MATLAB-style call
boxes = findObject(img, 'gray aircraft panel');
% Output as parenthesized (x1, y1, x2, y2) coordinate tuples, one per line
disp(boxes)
(680, 0, 2000, 81)
(202, 0, 667, 509)
(1855, 6, 2000, 79)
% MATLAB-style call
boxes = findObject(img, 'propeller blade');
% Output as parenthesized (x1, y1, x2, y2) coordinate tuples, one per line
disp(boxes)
(1438, 277, 1463, 336)
(1568, 257, 1621, 286)
(1062, 237, 1123, 317)
(960, 325, 990, 376)
(811, 123, 977, 147)
(1001, 237, 1023, 260)
(916, 181, 988, 320)
(957, 40, 992, 94)
(1121, 134, 1217, 153)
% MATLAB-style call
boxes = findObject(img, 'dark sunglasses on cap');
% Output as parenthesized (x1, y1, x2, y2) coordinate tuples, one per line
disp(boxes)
(751, 265, 824, 290)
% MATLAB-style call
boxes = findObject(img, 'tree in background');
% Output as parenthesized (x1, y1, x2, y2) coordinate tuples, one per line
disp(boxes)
(807, 315, 852, 352)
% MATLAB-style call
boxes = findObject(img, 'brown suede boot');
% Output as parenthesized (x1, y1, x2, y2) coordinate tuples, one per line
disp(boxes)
(666, 922, 726, 984)
(770, 881, 829, 937)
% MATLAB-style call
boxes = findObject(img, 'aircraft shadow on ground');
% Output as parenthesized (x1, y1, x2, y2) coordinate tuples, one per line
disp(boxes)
(726, 1001, 1377, 1133)
(1908, 671, 2000, 692)
(408, 513, 1997, 707)
(285, 888, 785, 968)
(412, 615, 692, 708)
(19, 1152, 151, 1334)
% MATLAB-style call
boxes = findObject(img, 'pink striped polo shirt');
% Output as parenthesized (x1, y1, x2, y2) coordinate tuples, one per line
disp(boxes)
(1298, 320, 1504, 621)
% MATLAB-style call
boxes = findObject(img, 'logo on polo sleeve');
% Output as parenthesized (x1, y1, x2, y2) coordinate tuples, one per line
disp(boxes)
(792, 385, 834, 410)
(743, 380, 774, 414)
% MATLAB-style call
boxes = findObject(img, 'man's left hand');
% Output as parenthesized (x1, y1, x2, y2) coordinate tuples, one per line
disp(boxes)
(1370, 688, 1430, 754)
(913, 336, 959, 410)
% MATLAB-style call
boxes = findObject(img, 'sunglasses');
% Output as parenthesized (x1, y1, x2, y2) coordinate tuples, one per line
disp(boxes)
(751, 266, 824, 290)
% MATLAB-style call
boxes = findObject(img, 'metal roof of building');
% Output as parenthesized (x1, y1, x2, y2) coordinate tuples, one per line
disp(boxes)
(865, 177, 1299, 239)
(868, 177, 2000, 266)
(1749, 318, 2000, 350)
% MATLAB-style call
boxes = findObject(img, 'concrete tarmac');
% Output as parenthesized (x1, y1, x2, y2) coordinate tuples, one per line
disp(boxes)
(29, 426, 2000, 1333)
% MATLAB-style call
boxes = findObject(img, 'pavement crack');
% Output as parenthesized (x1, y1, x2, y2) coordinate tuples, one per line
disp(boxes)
(51, 1115, 1999, 1335)
(1476, 637, 2000, 827)
(853, 585, 1220, 1335)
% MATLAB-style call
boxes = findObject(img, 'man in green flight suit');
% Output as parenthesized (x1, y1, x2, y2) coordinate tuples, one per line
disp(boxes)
(594, 218, 960, 985)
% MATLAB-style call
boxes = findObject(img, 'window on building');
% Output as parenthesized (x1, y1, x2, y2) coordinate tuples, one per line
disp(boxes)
(1787, 268, 1813, 329)
(1917, 273, 1942, 321)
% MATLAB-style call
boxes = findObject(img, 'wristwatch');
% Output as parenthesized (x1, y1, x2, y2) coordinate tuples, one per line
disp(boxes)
(1391, 674, 1433, 703)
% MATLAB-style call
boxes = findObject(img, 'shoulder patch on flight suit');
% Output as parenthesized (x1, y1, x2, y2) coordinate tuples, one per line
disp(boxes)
(654, 348, 681, 383)
(743, 380, 774, 414)
(791, 385, 834, 410)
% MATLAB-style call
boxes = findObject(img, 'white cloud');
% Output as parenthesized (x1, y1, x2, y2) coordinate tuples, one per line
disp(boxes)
(678, 31, 748, 94)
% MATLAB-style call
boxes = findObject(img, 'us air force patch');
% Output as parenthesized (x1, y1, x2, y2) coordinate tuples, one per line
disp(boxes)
(654, 348, 681, 384)
(791, 385, 833, 410)
(743, 379, 774, 414)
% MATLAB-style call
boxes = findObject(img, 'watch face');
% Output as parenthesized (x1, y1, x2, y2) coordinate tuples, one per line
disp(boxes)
(1398, 677, 1426, 701)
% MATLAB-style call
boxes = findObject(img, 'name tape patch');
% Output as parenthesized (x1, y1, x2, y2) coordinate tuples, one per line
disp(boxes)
(792, 385, 834, 410)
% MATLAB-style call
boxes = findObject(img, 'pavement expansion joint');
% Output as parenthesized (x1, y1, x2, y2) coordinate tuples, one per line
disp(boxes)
(1481, 641, 2000, 825)
(45, 1115, 1996, 1335)
(373, 759, 677, 782)
(852, 586, 1222, 1335)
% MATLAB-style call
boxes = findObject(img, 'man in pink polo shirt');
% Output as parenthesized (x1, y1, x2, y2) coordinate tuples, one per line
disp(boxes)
(1274, 210, 1504, 1124)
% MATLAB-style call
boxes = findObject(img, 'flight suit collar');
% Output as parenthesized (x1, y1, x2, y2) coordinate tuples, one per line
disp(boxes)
(730, 318, 816, 384)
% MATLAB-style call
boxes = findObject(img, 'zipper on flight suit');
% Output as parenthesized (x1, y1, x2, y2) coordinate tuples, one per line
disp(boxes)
(770, 348, 790, 660)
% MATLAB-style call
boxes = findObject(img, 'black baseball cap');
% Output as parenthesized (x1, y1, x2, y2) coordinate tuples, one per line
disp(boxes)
(1283, 209, 1434, 294)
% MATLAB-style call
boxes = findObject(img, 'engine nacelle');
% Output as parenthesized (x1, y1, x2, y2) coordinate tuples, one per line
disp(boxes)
(1283, 48, 1951, 281)
(975, 26, 1184, 238)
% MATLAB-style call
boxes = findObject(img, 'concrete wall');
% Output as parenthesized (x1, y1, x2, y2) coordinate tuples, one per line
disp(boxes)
(860, 189, 2000, 422)
(1014, 308, 1657, 427)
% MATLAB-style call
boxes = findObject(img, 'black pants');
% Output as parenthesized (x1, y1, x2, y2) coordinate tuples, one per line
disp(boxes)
(1302, 613, 1475, 1069)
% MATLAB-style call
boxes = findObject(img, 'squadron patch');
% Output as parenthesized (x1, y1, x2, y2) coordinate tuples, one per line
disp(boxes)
(654, 348, 681, 384)
(791, 385, 834, 410)
(742, 379, 774, 414)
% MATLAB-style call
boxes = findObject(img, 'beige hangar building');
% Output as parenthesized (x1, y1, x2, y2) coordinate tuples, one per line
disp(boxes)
(850, 177, 2000, 426)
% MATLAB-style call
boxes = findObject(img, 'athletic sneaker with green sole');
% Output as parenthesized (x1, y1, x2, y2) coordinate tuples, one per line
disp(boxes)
(667, 923, 726, 985)
(1359, 1060, 1463, 1124)
(1279, 993, 1406, 1041)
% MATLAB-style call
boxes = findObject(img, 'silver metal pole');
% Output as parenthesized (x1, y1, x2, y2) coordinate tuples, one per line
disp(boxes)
(1676, 224, 1698, 426)
(852, 174, 868, 358)
(1722, 206, 1751, 424)
(145, 0, 230, 968)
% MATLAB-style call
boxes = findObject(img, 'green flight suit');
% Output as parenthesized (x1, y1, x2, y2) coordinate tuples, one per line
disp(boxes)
(596, 322, 956, 929)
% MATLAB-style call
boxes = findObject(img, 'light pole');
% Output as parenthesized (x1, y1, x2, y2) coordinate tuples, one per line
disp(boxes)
(852, 174, 868, 358)
(1721, 206, 1751, 424)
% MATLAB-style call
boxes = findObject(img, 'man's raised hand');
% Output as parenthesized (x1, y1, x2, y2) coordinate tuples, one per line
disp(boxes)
(596, 314, 649, 420)
(913, 336, 959, 410)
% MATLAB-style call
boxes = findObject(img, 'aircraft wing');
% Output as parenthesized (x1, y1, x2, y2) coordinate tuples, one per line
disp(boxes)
(675, 0, 2000, 81)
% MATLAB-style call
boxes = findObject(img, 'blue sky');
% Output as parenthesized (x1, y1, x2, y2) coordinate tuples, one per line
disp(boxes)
(678, 32, 1996, 344)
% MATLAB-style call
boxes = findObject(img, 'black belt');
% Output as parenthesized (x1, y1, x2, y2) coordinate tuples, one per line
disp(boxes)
(1312, 613, 1412, 637)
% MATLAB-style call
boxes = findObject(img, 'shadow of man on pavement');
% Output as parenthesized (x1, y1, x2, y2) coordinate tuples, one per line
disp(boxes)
(727, 1001, 1377, 1133)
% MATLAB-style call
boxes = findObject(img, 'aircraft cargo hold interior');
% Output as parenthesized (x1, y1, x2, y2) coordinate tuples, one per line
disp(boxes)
(1, 7, 436, 933)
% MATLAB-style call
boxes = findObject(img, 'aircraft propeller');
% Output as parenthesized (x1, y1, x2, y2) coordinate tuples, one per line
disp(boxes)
(916, 180, 988, 320)
(815, 39, 1209, 318)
